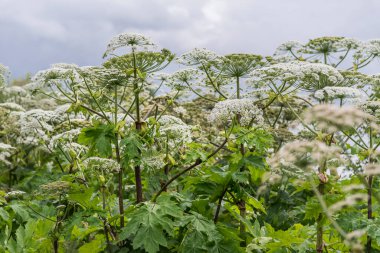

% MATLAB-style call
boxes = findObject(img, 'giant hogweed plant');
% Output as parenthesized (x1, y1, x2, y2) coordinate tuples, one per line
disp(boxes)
(0, 34, 380, 252)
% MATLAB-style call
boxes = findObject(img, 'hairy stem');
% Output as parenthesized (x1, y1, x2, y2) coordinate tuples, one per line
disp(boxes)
(367, 175, 373, 253)
(153, 138, 228, 202)
(316, 183, 325, 253)
(214, 187, 228, 223)
(132, 48, 144, 203)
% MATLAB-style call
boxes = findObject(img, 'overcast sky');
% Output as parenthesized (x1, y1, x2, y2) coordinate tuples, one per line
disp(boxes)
(1, 0, 380, 78)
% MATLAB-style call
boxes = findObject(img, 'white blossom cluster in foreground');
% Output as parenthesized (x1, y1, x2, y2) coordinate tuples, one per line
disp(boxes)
(304, 104, 376, 132)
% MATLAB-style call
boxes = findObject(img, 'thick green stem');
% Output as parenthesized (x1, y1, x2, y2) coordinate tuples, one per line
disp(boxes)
(132, 48, 143, 203)
(316, 183, 325, 253)
(102, 186, 111, 252)
(113, 85, 125, 227)
(238, 199, 247, 247)
(367, 175, 373, 253)
(153, 138, 228, 202)
(214, 187, 228, 223)
(236, 76, 247, 245)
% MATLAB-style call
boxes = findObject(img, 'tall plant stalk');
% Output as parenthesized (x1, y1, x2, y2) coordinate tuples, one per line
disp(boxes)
(236, 76, 246, 246)
(132, 48, 143, 203)
(367, 128, 374, 253)
(114, 84, 125, 227)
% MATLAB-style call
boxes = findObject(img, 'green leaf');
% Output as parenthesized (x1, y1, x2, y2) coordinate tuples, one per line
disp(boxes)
(304, 197, 322, 221)
(0, 208, 10, 222)
(78, 122, 115, 157)
(121, 131, 143, 165)
(119, 197, 182, 253)
(247, 197, 266, 214)
(78, 234, 106, 253)
(10, 204, 29, 221)
(67, 187, 100, 210)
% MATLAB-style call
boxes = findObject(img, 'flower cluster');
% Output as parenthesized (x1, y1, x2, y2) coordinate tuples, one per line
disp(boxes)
(166, 68, 201, 90)
(304, 104, 375, 132)
(273, 41, 303, 56)
(157, 115, 192, 145)
(364, 164, 380, 176)
(82, 157, 120, 173)
(268, 140, 342, 178)
(249, 61, 343, 90)
(2, 86, 27, 97)
(141, 153, 166, 171)
(358, 100, 380, 118)
(0, 102, 25, 112)
(208, 99, 264, 127)
(173, 106, 187, 115)
(219, 54, 265, 78)
(177, 48, 222, 66)
(329, 193, 367, 213)
(40, 181, 71, 194)
(32, 64, 79, 89)
(355, 39, 380, 59)
(103, 33, 156, 57)
(5, 190, 26, 200)
(48, 128, 82, 150)
(314, 87, 364, 101)
(0, 143, 15, 166)
(300, 37, 359, 54)
(78, 66, 128, 85)
(0, 64, 10, 86)
(14, 109, 60, 145)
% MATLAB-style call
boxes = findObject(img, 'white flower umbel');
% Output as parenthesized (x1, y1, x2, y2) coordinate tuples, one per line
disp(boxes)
(329, 193, 367, 213)
(82, 157, 120, 173)
(364, 164, 380, 176)
(356, 39, 380, 58)
(78, 66, 128, 82)
(16, 109, 60, 145)
(208, 98, 264, 127)
(0, 143, 15, 151)
(335, 38, 362, 49)
(314, 87, 364, 101)
(0, 142, 15, 166)
(268, 140, 342, 179)
(61, 142, 88, 157)
(0, 64, 10, 86)
(32, 64, 80, 89)
(177, 48, 222, 66)
(5, 190, 26, 199)
(273, 41, 303, 56)
(153, 73, 171, 82)
(103, 33, 156, 57)
(0, 102, 25, 112)
(166, 68, 202, 90)
(173, 106, 187, 115)
(2, 86, 27, 97)
(141, 152, 166, 171)
(48, 128, 82, 150)
(157, 115, 192, 145)
(249, 61, 343, 91)
(304, 104, 375, 132)
(359, 100, 380, 118)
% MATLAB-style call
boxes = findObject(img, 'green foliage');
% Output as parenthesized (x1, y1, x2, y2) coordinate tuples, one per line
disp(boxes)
(119, 196, 182, 253)
(1, 33, 379, 252)
(78, 121, 115, 157)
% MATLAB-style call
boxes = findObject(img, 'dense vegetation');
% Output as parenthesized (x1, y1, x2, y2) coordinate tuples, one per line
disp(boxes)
(1, 34, 380, 252)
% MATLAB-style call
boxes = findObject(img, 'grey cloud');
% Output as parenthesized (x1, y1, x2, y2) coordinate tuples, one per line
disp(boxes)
(0, 0, 379, 77)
